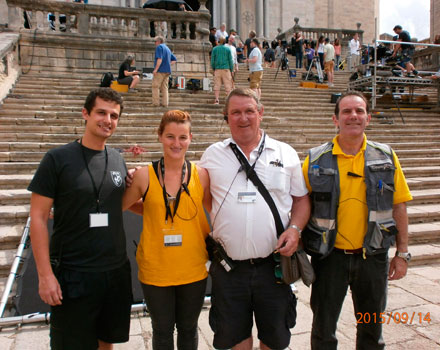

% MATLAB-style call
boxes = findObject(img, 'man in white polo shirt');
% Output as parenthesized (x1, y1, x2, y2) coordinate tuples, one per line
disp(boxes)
(349, 33, 360, 71)
(200, 88, 310, 350)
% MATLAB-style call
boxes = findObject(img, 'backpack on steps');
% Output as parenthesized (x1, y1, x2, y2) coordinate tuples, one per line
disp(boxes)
(100, 72, 114, 87)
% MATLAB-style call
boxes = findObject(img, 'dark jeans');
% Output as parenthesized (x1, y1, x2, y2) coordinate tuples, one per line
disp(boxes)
(141, 278, 207, 350)
(296, 51, 303, 68)
(318, 52, 324, 69)
(335, 55, 341, 71)
(310, 250, 389, 350)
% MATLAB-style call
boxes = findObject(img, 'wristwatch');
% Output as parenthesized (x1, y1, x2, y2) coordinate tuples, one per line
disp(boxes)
(289, 224, 302, 234)
(395, 250, 411, 263)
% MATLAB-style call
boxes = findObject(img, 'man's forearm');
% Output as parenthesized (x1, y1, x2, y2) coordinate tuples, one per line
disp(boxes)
(154, 58, 163, 72)
(393, 202, 409, 252)
(31, 217, 53, 278)
(290, 194, 311, 230)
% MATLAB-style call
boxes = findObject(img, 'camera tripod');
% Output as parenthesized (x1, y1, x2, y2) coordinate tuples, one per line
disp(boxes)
(305, 56, 324, 83)
(274, 49, 292, 81)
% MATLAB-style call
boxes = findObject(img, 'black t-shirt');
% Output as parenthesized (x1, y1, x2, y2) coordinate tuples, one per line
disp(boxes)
(295, 38, 304, 53)
(28, 141, 128, 272)
(209, 33, 217, 47)
(399, 30, 413, 49)
(245, 38, 252, 57)
(118, 62, 130, 80)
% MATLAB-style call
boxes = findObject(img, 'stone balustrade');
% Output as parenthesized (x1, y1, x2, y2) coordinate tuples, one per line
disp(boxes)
(278, 27, 363, 47)
(276, 18, 363, 49)
(5, 0, 212, 77)
(0, 33, 20, 103)
(6, 0, 210, 41)
(412, 46, 440, 71)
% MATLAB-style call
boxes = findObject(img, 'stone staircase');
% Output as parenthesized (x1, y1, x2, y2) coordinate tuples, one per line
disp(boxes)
(1, 62, 440, 314)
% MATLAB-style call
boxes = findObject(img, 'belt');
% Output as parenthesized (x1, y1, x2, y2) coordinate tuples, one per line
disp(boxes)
(334, 247, 363, 255)
(231, 255, 273, 266)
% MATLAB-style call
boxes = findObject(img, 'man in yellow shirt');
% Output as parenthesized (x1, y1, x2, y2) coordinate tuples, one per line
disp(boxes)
(302, 92, 412, 349)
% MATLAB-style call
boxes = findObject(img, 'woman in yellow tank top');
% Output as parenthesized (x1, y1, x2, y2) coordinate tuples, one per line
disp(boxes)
(123, 110, 211, 349)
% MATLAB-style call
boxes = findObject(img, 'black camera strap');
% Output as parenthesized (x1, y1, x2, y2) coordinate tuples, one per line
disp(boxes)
(229, 140, 285, 238)
(158, 157, 191, 224)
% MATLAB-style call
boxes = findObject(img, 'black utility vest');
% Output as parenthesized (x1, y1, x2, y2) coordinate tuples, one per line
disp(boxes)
(302, 140, 397, 259)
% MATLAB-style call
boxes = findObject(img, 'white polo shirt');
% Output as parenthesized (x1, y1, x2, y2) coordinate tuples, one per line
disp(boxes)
(350, 38, 360, 56)
(225, 44, 238, 66)
(200, 132, 308, 260)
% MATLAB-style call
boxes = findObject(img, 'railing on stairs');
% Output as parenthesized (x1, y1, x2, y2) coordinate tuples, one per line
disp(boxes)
(412, 46, 440, 72)
(276, 17, 363, 49)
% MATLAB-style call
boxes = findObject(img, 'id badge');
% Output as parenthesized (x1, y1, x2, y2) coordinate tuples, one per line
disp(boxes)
(237, 191, 257, 203)
(89, 213, 109, 228)
(163, 228, 183, 247)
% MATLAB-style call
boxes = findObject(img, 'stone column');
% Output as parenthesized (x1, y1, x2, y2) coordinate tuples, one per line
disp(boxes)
(263, 0, 268, 38)
(256, 0, 263, 37)
(220, 0, 227, 26)
(212, 0, 220, 28)
(228, 0, 237, 31)
(236, 0, 241, 37)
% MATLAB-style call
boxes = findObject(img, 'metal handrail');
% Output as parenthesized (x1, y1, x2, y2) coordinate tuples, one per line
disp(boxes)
(0, 217, 31, 318)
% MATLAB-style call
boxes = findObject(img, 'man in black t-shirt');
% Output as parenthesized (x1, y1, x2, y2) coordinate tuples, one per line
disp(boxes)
(244, 30, 257, 58)
(392, 25, 416, 74)
(209, 27, 218, 56)
(28, 88, 133, 350)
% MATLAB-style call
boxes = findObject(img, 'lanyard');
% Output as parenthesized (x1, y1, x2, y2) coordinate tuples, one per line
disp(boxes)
(160, 157, 187, 224)
(80, 139, 108, 212)
(229, 132, 266, 179)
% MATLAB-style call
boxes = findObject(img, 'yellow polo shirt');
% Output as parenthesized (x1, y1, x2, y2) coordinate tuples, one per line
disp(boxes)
(302, 135, 412, 250)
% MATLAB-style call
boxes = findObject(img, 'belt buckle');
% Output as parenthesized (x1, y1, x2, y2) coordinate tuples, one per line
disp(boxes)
(249, 258, 256, 264)
(344, 249, 354, 255)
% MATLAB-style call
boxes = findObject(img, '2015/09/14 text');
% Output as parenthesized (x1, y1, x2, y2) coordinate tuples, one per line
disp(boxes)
(356, 312, 431, 324)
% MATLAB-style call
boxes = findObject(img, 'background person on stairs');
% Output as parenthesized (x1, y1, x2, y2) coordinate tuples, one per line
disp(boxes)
(211, 36, 234, 104)
(117, 55, 140, 91)
(152, 36, 177, 107)
(246, 38, 264, 99)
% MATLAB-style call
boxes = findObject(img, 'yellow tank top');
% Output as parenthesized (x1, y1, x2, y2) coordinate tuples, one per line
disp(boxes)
(136, 162, 210, 286)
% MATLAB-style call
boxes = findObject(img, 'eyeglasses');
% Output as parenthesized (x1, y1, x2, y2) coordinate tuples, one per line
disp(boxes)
(273, 250, 283, 284)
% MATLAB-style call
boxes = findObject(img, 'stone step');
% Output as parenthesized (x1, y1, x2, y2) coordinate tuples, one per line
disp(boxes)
(0, 205, 29, 226)
(0, 224, 26, 247)
(0, 174, 33, 189)
(409, 189, 440, 205)
(406, 176, 440, 190)
(3, 186, 440, 208)
(0, 249, 17, 278)
(3, 141, 440, 161)
(0, 189, 31, 205)
(389, 244, 440, 266)
(407, 204, 440, 224)
(408, 222, 440, 244)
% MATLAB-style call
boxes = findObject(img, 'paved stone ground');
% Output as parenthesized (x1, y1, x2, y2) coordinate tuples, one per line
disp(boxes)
(0, 264, 439, 349)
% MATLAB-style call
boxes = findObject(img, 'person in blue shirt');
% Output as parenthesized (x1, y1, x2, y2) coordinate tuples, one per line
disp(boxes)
(152, 36, 177, 107)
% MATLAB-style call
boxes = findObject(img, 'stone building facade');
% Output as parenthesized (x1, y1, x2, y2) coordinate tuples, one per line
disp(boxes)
(210, 0, 378, 43)
(432, 0, 440, 42)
